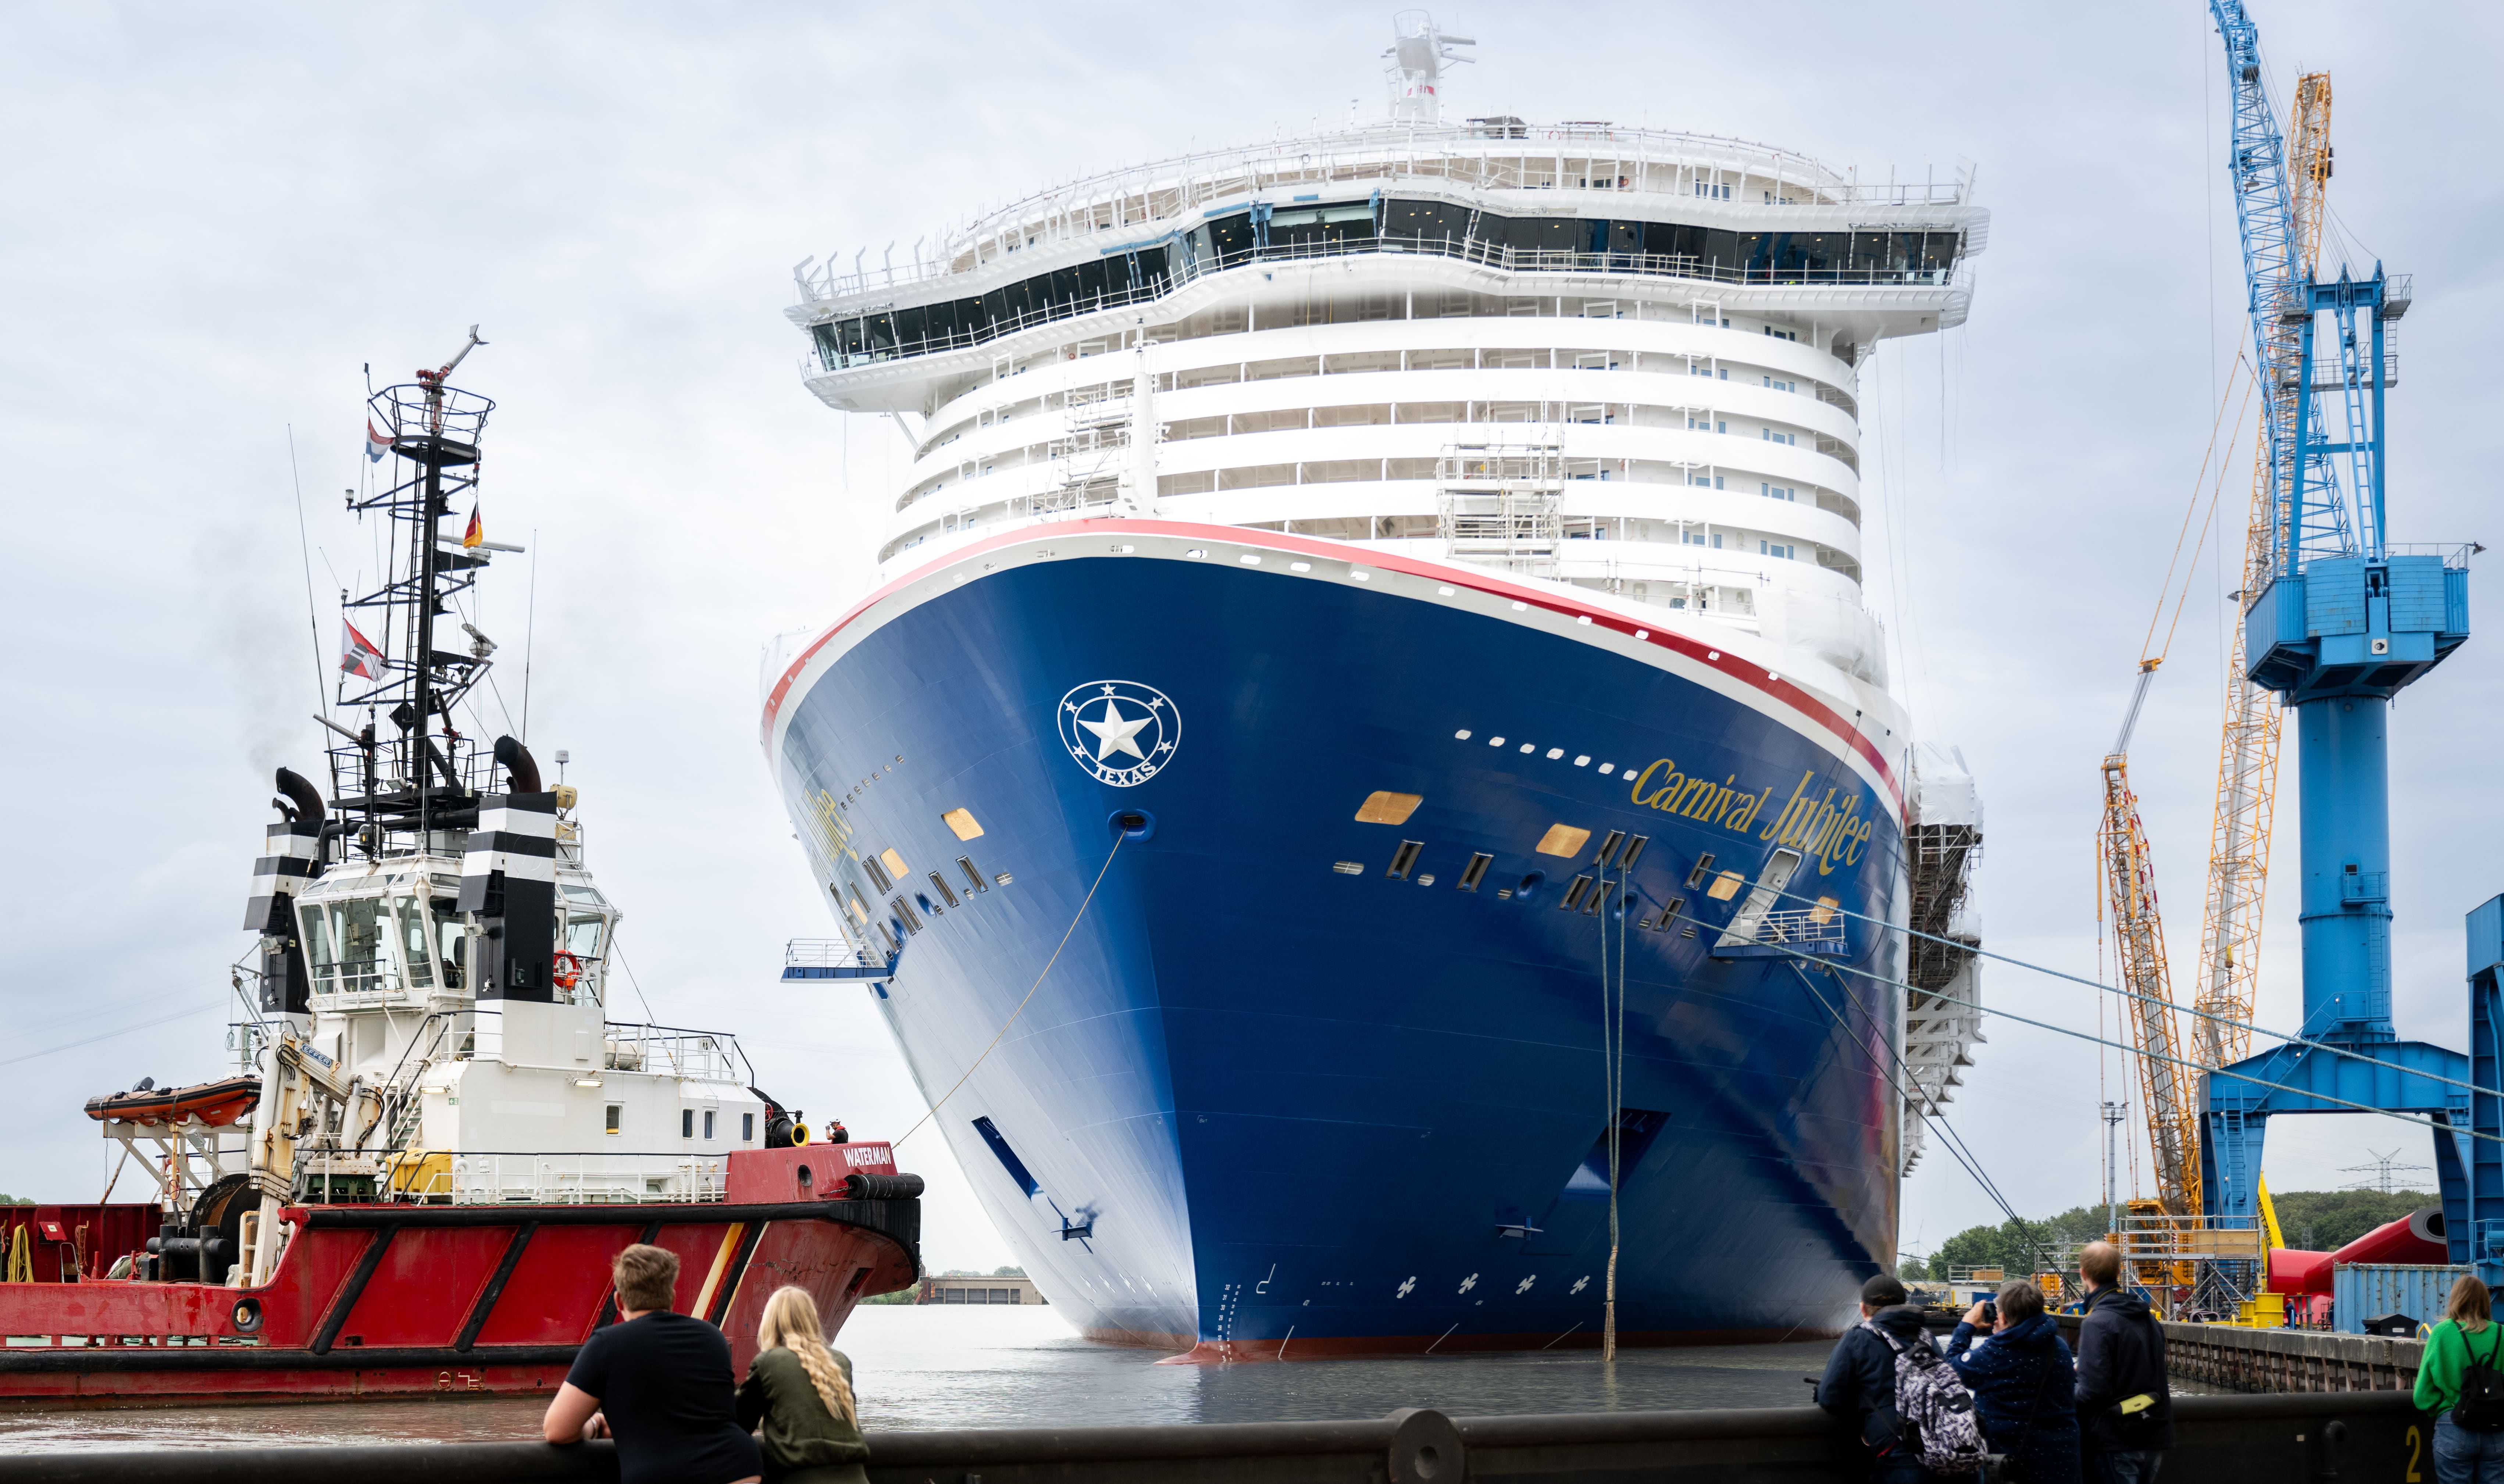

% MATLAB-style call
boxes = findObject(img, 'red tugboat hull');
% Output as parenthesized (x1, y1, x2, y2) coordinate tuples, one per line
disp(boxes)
(0, 1152, 918, 1408)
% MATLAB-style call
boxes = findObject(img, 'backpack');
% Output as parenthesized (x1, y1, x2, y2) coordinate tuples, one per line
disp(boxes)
(1865, 1319, 1989, 1475)
(2454, 1323, 2504, 1431)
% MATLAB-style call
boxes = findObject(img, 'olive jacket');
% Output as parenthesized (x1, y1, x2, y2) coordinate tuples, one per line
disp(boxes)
(735, 1345, 870, 1484)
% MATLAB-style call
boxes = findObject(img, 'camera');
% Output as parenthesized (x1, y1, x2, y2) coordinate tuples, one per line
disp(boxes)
(1979, 1300, 1998, 1325)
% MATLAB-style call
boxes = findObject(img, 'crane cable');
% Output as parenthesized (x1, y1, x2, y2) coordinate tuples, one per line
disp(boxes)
(1758, 876, 2504, 1110)
(2138, 353, 2259, 669)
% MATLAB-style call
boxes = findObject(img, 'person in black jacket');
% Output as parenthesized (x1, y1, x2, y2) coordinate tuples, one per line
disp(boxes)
(2073, 1241, 2174, 1483)
(1945, 1279, 2081, 1484)
(1816, 1274, 1939, 1482)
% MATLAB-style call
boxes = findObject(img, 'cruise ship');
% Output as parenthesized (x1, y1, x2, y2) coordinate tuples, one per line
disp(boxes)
(763, 17, 1988, 1356)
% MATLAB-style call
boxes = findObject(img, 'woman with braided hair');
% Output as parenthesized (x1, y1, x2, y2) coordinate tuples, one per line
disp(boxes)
(736, 1286, 870, 1484)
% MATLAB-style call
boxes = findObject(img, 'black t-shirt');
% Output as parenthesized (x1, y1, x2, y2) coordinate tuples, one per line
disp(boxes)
(566, 1310, 764, 1484)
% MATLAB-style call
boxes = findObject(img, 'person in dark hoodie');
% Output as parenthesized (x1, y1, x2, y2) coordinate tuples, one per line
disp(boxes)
(1816, 1274, 1938, 1481)
(1945, 1278, 2081, 1484)
(2072, 1241, 2173, 1483)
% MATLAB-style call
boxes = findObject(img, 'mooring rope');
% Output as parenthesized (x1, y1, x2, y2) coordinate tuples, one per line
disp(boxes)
(894, 832, 1126, 1146)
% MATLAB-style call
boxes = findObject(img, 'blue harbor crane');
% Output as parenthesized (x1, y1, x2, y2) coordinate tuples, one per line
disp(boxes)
(2194, 0, 2497, 1280)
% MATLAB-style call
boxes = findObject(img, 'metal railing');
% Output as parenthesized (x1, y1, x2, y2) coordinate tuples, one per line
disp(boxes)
(596, 1023, 747, 1082)
(807, 231, 1963, 375)
(797, 121, 1970, 301)
(386, 1152, 730, 1206)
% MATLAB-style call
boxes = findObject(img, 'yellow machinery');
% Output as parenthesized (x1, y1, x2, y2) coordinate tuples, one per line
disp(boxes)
(2190, 73, 2332, 1070)
(2102, 76, 2334, 1322)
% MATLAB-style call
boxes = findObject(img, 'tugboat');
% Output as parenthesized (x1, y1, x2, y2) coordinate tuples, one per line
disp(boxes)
(0, 334, 920, 1407)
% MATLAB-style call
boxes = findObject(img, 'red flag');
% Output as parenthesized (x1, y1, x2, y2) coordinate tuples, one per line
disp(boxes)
(340, 619, 386, 679)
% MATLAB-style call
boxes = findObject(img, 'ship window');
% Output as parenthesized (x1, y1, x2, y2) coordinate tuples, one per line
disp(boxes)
(704, 1110, 716, 1140)
(1355, 791, 1423, 825)
(1458, 853, 1494, 892)
(875, 920, 900, 955)
(564, 909, 607, 963)
(1621, 836, 1649, 871)
(1536, 824, 1592, 858)
(328, 897, 392, 995)
(1560, 875, 1593, 911)
(1581, 880, 1616, 917)
(298, 905, 338, 993)
(390, 897, 434, 988)
(1649, 898, 1686, 931)
(928, 871, 960, 909)
(606, 1105, 623, 1135)
(863, 856, 893, 891)
(743, 1112, 756, 1142)
(1594, 831, 1627, 868)
(1386, 840, 1423, 880)
(848, 886, 872, 924)
(682, 1109, 695, 1138)
(436, 918, 467, 990)
(942, 808, 985, 841)
(893, 898, 923, 933)
(957, 856, 988, 893)
(1686, 853, 1717, 888)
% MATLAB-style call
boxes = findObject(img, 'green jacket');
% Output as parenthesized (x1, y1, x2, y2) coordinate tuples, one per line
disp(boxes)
(736, 1345, 870, 1484)
(2414, 1319, 2504, 1415)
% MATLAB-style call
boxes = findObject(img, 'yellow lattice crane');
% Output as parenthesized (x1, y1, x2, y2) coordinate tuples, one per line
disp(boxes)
(2191, 72, 2331, 1070)
(2100, 661, 2203, 1220)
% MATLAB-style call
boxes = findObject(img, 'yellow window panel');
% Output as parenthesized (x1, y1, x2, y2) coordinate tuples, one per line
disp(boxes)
(881, 848, 910, 880)
(1535, 824, 1591, 857)
(942, 808, 985, 841)
(1706, 870, 1745, 901)
(1354, 791, 1423, 825)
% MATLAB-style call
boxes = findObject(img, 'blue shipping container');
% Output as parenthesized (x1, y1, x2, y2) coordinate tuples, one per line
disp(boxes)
(2333, 1262, 2471, 1334)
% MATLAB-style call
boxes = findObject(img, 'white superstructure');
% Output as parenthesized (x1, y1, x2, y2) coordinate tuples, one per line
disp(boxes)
(786, 58, 1984, 699)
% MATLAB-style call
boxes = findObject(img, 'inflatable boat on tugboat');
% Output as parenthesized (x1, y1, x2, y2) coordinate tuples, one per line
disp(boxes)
(0, 337, 920, 1406)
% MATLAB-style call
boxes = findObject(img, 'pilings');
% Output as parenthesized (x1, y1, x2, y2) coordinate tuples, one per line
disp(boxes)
(2161, 1318, 2426, 1395)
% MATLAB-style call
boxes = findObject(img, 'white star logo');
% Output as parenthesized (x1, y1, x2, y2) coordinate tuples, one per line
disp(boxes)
(1054, 680, 1182, 787)
(1396, 1276, 1415, 1299)
(1077, 699, 1152, 762)
(1458, 1273, 1478, 1295)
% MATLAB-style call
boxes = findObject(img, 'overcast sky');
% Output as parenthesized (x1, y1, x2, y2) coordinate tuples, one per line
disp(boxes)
(4, 1, 2500, 1276)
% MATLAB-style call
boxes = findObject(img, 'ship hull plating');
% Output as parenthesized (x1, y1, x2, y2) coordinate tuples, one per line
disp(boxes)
(771, 522, 1907, 1355)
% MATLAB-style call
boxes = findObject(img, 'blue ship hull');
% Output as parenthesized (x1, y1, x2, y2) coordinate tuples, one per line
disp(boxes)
(766, 520, 1910, 1356)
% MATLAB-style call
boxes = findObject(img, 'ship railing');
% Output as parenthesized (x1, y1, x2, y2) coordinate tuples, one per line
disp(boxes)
(385, 1152, 730, 1206)
(597, 1023, 748, 1083)
(807, 231, 1965, 375)
(796, 126, 1968, 300)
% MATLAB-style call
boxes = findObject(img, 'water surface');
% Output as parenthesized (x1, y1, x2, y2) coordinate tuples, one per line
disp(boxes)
(0, 1307, 1841, 1452)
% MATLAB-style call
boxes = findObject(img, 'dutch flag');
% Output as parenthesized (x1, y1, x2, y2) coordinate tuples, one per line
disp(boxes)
(366, 420, 393, 463)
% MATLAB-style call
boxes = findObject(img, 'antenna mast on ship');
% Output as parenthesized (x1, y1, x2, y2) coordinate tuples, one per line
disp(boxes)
(1382, 10, 1473, 124)
(331, 327, 505, 859)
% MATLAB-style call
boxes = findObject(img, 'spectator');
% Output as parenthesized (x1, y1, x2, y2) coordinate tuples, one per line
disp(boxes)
(1945, 1278, 2081, 1484)
(738, 1285, 870, 1484)
(2073, 1240, 2174, 1484)
(543, 1243, 764, 1484)
(2415, 1273, 2504, 1483)
(1816, 1273, 1937, 1481)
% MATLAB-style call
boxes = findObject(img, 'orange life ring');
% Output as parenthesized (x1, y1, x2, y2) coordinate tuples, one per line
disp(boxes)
(552, 951, 584, 991)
